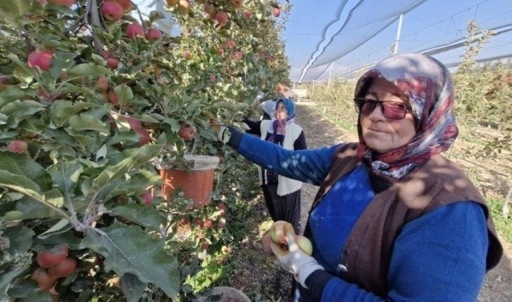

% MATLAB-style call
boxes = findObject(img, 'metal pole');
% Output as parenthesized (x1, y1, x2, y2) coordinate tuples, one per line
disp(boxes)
(393, 14, 404, 55)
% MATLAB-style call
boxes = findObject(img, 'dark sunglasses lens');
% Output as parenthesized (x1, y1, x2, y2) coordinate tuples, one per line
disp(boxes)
(382, 103, 406, 119)
(360, 101, 376, 115)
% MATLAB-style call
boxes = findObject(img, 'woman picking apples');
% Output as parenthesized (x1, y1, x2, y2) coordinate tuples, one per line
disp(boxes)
(215, 53, 503, 301)
(243, 98, 307, 234)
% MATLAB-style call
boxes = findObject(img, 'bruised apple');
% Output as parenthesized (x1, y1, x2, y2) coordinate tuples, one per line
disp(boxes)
(36, 245, 69, 268)
(269, 220, 295, 244)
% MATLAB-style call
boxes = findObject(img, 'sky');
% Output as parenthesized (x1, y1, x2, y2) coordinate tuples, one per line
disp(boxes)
(281, 0, 512, 83)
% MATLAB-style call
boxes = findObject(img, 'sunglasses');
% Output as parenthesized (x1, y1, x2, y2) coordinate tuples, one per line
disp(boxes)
(354, 98, 412, 120)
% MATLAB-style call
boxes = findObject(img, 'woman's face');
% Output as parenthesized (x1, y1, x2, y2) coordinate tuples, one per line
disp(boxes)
(360, 78, 416, 153)
(275, 102, 287, 120)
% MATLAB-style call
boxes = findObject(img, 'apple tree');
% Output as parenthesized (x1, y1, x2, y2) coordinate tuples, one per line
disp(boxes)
(0, 0, 290, 300)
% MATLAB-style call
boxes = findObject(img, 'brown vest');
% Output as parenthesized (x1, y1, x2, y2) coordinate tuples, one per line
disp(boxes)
(308, 143, 503, 296)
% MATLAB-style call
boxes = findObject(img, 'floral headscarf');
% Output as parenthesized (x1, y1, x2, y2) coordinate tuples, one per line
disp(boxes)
(354, 53, 458, 181)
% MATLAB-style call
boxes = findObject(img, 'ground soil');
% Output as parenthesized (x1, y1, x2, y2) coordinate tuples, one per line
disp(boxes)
(228, 101, 512, 301)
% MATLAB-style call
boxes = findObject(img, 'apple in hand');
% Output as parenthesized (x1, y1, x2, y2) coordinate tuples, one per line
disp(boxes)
(269, 220, 295, 244)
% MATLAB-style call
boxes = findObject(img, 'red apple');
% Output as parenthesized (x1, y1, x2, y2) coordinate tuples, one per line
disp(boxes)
(178, 124, 195, 140)
(178, 0, 191, 12)
(244, 10, 252, 18)
(114, 0, 132, 11)
(140, 191, 153, 205)
(31, 268, 57, 291)
(225, 39, 235, 49)
(97, 75, 109, 91)
(215, 11, 229, 26)
(48, 257, 77, 278)
(126, 23, 145, 39)
(273, 7, 281, 17)
(36, 245, 69, 268)
(101, 0, 123, 21)
(146, 28, 162, 40)
(28, 50, 53, 71)
(7, 140, 28, 154)
(47, 0, 74, 7)
(106, 57, 119, 69)
(108, 90, 118, 104)
(183, 49, 192, 60)
(203, 219, 213, 229)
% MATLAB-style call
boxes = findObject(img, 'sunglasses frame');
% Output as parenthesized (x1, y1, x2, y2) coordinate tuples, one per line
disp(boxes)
(354, 97, 412, 120)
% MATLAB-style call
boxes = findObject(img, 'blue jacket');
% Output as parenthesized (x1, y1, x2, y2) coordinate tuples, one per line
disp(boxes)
(229, 128, 490, 301)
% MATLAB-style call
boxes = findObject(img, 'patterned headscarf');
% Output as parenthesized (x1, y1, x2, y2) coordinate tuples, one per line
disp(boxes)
(354, 53, 458, 181)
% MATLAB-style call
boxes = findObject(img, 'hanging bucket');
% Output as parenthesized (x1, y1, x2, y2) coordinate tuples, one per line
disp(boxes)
(160, 155, 220, 207)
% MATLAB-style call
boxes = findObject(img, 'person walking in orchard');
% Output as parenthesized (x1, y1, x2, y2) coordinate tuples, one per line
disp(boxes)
(215, 53, 503, 301)
(243, 98, 307, 234)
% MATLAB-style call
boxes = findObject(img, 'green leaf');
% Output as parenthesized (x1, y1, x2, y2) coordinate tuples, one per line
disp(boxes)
(3, 225, 34, 255)
(37, 219, 72, 239)
(114, 84, 134, 104)
(0, 0, 31, 27)
(110, 204, 166, 230)
(120, 273, 146, 302)
(68, 114, 110, 133)
(0, 268, 28, 301)
(69, 63, 112, 77)
(0, 152, 52, 190)
(82, 223, 180, 299)
(47, 161, 83, 194)
(50, 100, 98, 127)
(93, 144, 163, 188)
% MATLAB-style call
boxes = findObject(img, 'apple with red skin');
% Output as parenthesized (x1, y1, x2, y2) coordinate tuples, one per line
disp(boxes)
(215, 11, 229, 26)
(146, 28, 162, 40)
(36, 245, 69, 268)
(178, 124, 195, 140)
(126, 23, 145, 39)
(48, 0, 74, 7)
(48, 257, 77, 278)
(97, 75, 109, 91)
(101, 1, 124, 21)
(244, 10, 252, 18)
(140, 191, 153, 205)
(31, 268, 57, 291)
(114, 0, 132, 11)
(7, 140, 28, 154)
(225, 39, 235, 49)
(108, 90, 118, 104)
(124, 116, 151, 145)
(203, 219, 213, 229)
(273, 7, 281, 17)
(28, 50, 53, 71)
(106, 57, 119, 69)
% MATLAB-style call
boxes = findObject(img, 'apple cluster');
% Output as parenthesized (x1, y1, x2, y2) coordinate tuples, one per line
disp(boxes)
(31, 245, 77, 292)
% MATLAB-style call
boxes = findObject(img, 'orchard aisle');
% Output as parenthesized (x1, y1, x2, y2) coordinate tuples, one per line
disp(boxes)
(293, 101, 512, 301)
